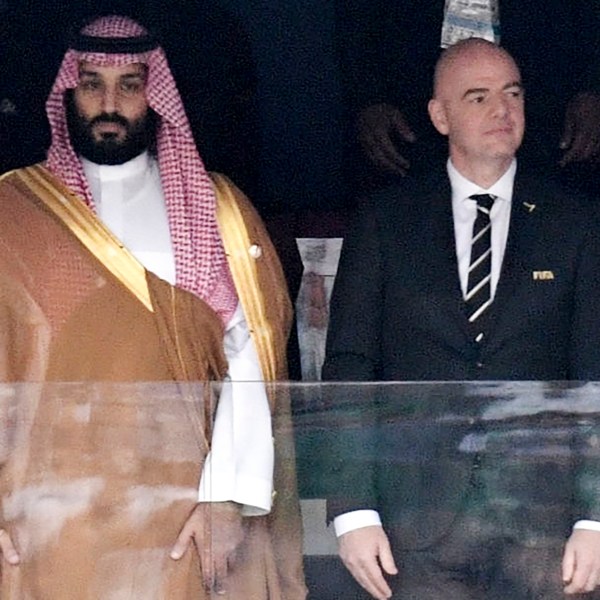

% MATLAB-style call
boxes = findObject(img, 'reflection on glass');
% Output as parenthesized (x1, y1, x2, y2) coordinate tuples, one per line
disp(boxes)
(2, 381, 600, 599)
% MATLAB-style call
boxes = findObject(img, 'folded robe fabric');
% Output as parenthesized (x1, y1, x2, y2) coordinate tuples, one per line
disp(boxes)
(0, 166, 306, 599)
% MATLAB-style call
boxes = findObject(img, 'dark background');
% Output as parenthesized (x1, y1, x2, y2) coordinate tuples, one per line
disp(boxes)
(0, 0, 345, 214)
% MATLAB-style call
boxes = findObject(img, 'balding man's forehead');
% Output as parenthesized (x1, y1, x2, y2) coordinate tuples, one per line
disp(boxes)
(433, 43, 520, 96)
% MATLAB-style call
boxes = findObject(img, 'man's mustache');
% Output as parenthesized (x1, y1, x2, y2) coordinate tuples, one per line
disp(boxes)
(89, 113, 130, 128)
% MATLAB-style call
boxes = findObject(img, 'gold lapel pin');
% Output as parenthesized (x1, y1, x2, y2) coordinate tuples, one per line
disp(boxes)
(523, 202, 536, 213)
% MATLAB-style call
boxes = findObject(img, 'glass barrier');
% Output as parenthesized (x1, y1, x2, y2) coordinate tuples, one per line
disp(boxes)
(2, 381, 600, 599)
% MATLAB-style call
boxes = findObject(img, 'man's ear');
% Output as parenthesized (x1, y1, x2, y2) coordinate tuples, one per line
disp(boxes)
(428, 99, 449, 135)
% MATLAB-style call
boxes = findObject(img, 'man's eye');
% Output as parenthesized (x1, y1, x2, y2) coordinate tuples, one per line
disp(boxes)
(80, 80, 101, 91)
(121, 82, 143, 94)
(471, 95, 485, 104)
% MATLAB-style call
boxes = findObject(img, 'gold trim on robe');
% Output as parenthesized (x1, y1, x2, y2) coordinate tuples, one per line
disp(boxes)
(212, 172, 292, 384)
(10, 164, 153, 312)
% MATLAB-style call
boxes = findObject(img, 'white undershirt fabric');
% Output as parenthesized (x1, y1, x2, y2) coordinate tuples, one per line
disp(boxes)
(82, 152, 274, 515)
(334, 158, 596, 537)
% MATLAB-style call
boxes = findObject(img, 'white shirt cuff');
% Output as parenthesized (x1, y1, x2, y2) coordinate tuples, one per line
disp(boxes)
(198, 463, 272, 515)
(197, 304, 274, 515)
(573, 520, 600, 532)
(333, 510, 382, 537)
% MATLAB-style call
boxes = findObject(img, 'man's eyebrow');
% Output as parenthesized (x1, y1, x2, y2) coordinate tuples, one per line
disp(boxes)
(79, 69, 100, 78)
(121, 68, 148, 81)
(503, 81, 523, 91)
(462, 87, 488, 99)
(119, 73, 146, 81)
(462, 81, 523, 99)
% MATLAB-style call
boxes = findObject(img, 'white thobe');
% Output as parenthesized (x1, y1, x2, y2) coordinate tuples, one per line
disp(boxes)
(82, 152, 274, 515)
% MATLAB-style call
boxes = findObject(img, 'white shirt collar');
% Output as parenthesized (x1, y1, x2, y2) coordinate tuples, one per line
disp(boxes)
(448, 158, 517, 206)
(80, 151, 152, 182)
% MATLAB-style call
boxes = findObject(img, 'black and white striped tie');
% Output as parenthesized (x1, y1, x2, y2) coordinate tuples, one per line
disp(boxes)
(465, 194, 496, 342)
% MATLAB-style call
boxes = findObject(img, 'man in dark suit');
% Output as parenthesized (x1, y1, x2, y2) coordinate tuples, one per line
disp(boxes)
(322, 38, 600, 599)
(336, 1, 600, 196)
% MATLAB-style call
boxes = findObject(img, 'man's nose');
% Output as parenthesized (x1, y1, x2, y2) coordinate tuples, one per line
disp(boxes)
(491, 95, 510, 118)
(101, 87, 119, 113)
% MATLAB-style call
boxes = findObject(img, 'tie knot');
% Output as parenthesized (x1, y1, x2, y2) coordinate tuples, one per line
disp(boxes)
(470, 194, 496, 211)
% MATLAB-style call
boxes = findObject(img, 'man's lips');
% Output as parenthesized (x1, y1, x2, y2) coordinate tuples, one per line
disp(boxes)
(485, 126, 514, 136)
(93, 122, 125, 134)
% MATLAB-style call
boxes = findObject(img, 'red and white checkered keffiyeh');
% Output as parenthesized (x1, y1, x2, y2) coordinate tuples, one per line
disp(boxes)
(45, 15, 237, 324)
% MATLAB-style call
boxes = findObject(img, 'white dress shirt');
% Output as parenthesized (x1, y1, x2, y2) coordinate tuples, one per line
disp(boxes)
(82, 152, 274, 515)
(334, 158, 600, 536)
(449, 158, 514, 299)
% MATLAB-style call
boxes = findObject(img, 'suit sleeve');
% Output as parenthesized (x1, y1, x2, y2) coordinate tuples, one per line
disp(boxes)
(319, 201, 386, 518)
(568, 205, 600, 380)
(322, 200, 384, 382)
(573, 411, 600, 523)
(570, 205, 600, 521)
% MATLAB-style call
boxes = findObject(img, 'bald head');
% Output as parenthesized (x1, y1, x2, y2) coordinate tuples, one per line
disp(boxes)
(433, 38, 520, 99)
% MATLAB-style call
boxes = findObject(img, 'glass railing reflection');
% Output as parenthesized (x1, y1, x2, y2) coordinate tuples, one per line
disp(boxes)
(294, 381, 600, 599)
(2, 381, 600, 599)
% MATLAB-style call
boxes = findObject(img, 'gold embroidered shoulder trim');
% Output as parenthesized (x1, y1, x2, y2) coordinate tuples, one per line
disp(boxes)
(212, 172, 277, 381)
(15, 165, 153, 312)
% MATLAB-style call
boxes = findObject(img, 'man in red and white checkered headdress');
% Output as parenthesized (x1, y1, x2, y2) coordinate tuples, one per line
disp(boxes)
(0, 14, 305, 600)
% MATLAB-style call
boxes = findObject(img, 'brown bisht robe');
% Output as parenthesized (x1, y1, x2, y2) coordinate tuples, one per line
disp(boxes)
(0, 165, 306, 599)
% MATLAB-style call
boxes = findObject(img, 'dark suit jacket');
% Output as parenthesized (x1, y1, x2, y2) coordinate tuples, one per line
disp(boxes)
(321, 167, 600, 548)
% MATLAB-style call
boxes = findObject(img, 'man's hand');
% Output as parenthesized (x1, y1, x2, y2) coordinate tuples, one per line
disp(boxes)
(560, 92, 600, 167)
(338, 525, 397, 600)
(357, 103, 416, 176)
(562, 529, 600, 594)
(0, 529, 19, 565)
(170, 502, 244, 593)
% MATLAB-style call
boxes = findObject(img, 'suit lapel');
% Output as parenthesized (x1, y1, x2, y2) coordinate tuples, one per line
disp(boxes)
(418, 174, 473, 344)
(485, 174, 540, 347)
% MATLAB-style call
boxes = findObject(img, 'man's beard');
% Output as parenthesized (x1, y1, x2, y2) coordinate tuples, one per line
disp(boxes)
(66, 92, 159, 165)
